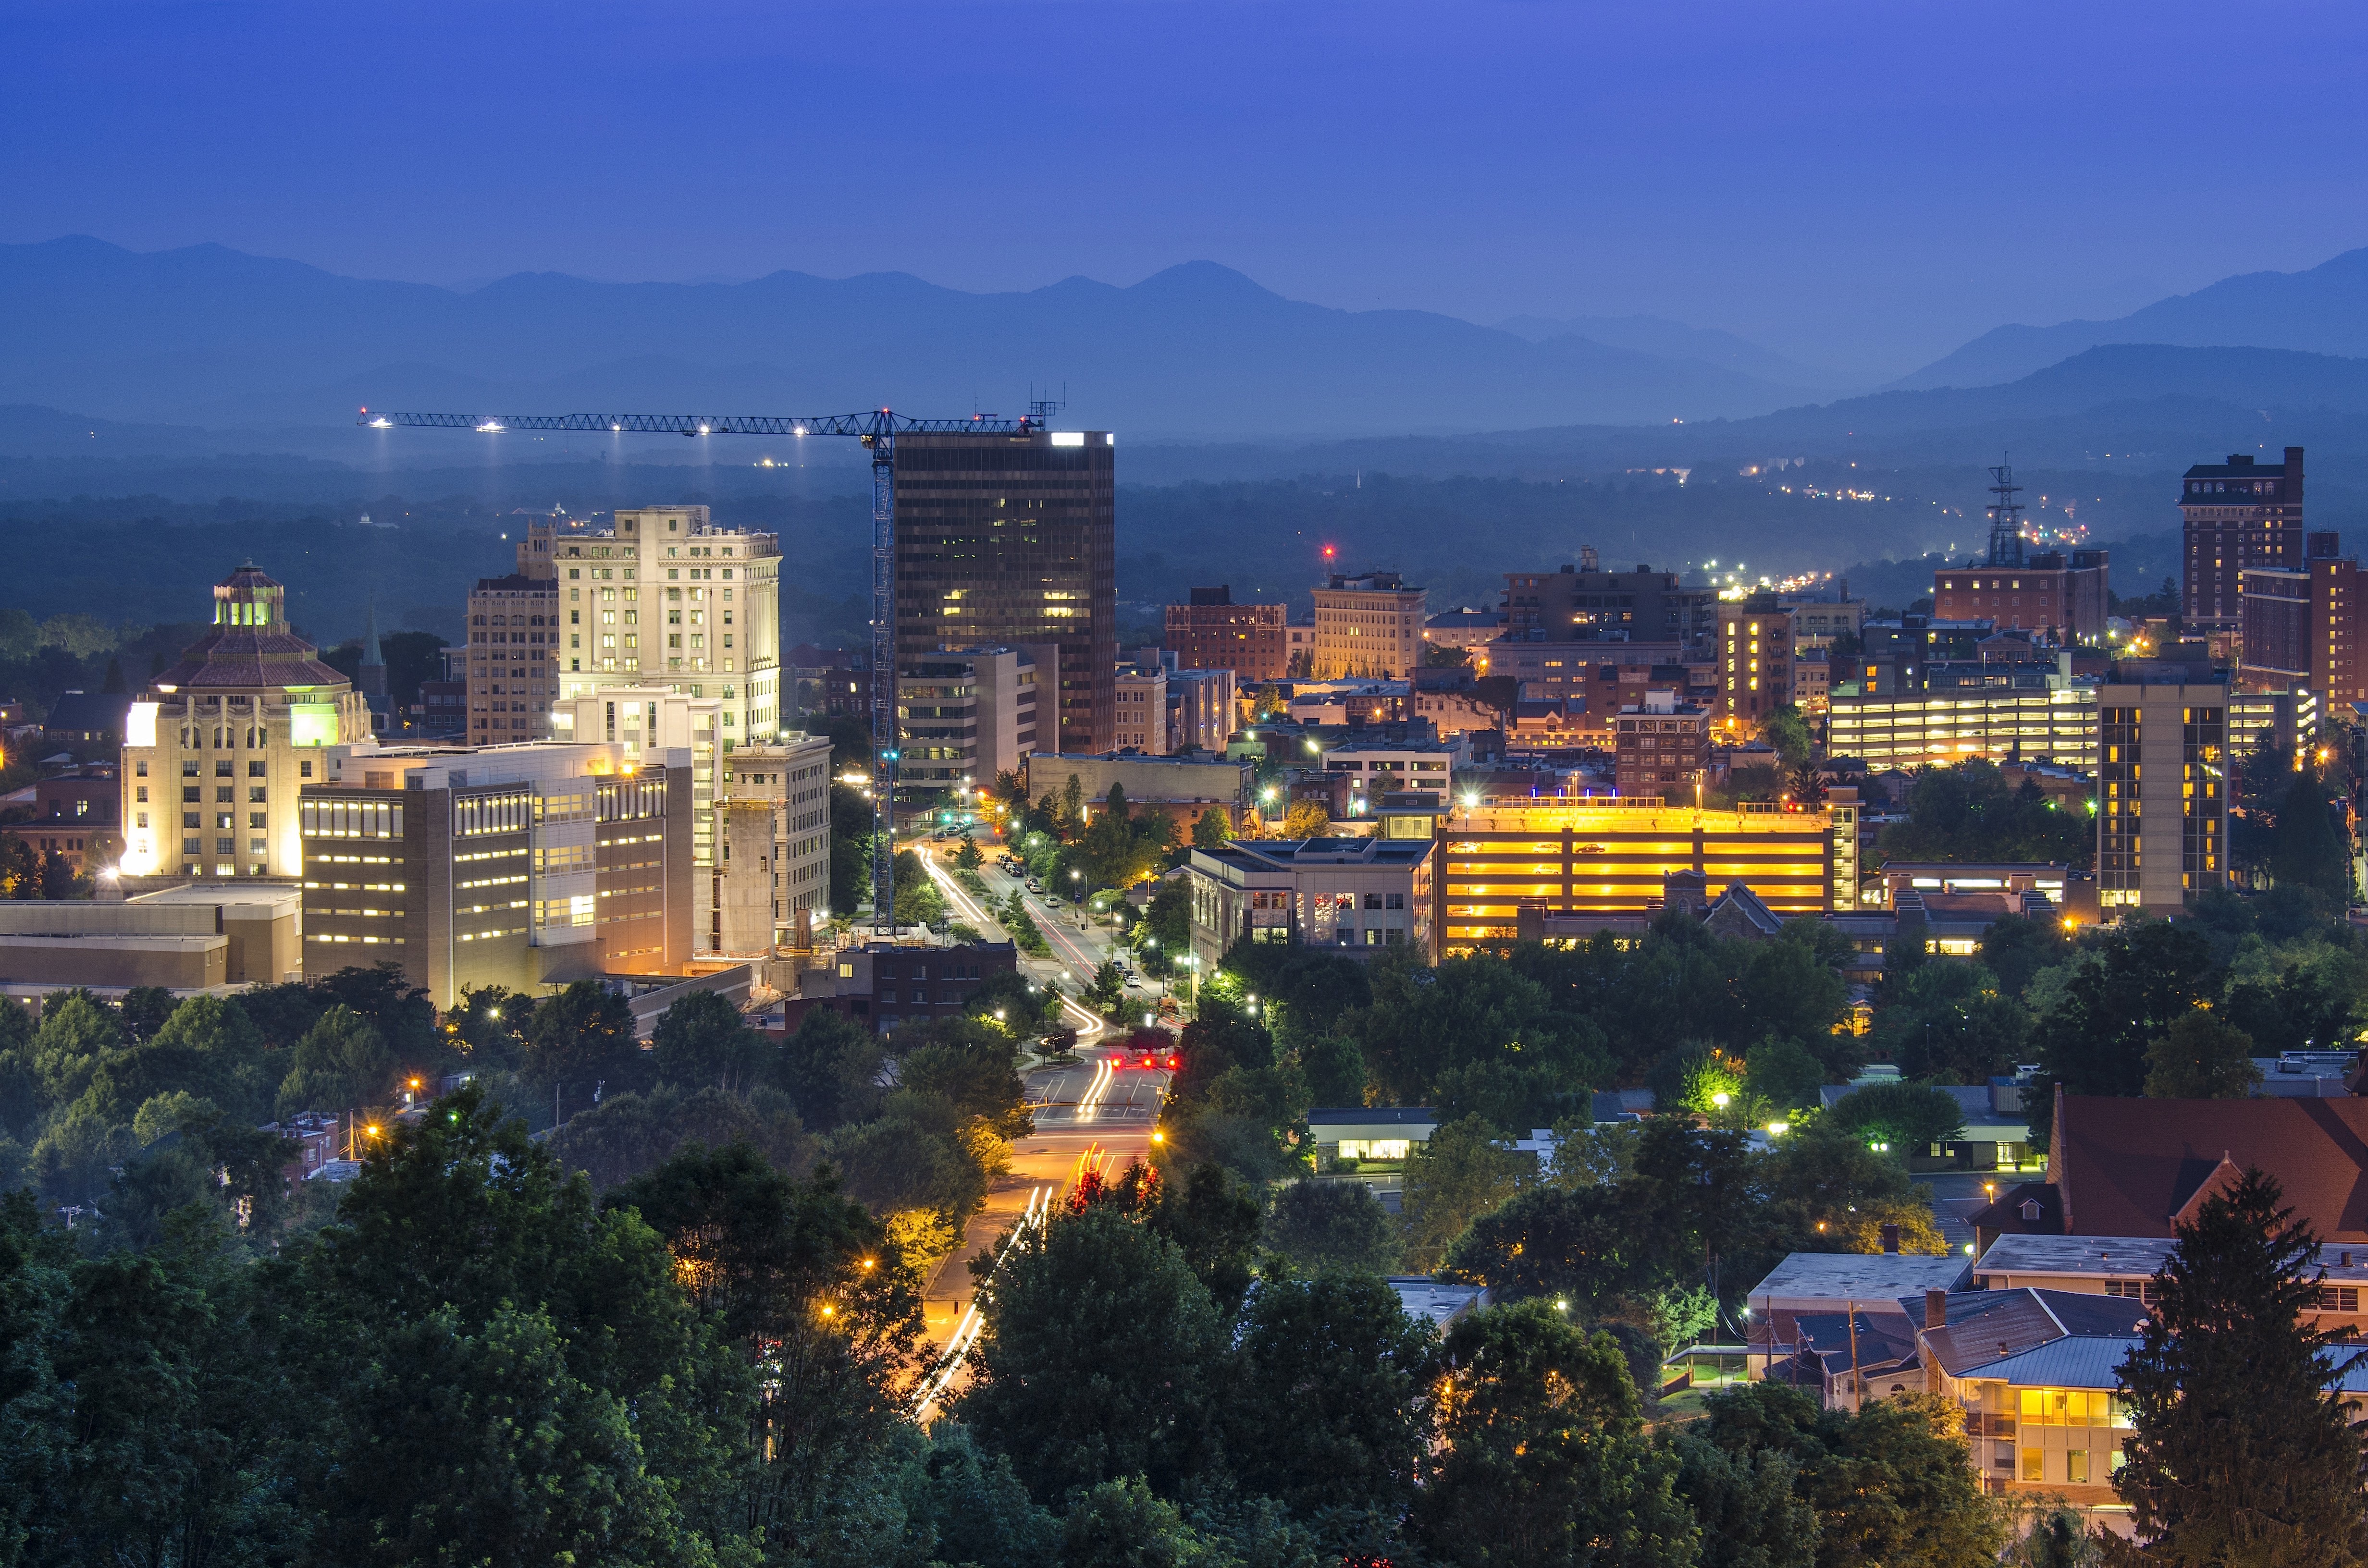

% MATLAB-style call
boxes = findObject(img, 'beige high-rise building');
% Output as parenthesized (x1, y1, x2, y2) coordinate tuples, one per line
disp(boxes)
(523, 507, 784, 754)
(121, 564, 375, 882)
(1115, 664, 1169, 753)
(465, 574, 561, 743)
(2098, 677, 2228, 916)
(1312, 571, 1427, 678)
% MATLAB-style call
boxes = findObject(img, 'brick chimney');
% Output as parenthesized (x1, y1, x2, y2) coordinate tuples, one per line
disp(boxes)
(1880, 1222, 1900, 1254)
(1925, 1288, 1948, 1329)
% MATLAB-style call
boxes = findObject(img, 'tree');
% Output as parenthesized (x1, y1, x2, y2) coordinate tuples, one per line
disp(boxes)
(2143, 1011, 2262, 1099)
(1665, 1425, 1817, 1568)
(1059, 1477, 1219, 1568)
(1761, 706, 1812, 768)
(1760, 1123, 1949, 1256)
(959, 1204, 1225, 1501)
(292, 1084, 749, 1566)
(774, 1008, 883, 1131)
(1977, 914, 2070, 1002)
(2223, 962, 2360, 1055)
(1820, 1082, 1966, 1156)
(828, 782, 873, 914)
(2272, 769, 2350, 903)
(1412, 1301, 1699, 1568)
(893, 847, 948, 927)
(521, 980, 645, 1099)
(954, 833, 984, 871)
(1689, 1381, 2004, 1568)
(1264, 1178, 1403, 1275)
(1744, 1037, 1827, 1113)
(1145, 1161, 1263, 1318)
(2108, 1168, 2368, 1567)
(1878, 761, 2091, 869)
(1399, 1114, 1532, 1272)
(1226, 1270, 1435, 1520)
(1191, 807, 1233, 849)
(2030, 920, 2220, 1121)
(605, 1143, 926, 1560)
(275, 1003, 396, 1116)
(649, 988, 769, 1093)
(1282, 799, 1332, 839)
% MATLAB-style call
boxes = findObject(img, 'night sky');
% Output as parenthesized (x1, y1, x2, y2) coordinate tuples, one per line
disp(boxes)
(9, 0, 2368, 377)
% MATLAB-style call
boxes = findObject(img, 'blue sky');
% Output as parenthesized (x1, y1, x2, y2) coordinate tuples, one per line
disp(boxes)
(9, 0, 2368, 377)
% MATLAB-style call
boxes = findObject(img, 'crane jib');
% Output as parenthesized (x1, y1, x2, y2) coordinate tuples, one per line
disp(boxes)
(357, 406, 1044, 932)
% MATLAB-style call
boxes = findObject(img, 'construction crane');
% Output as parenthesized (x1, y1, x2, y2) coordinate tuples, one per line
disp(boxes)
(357, 405, 1049, 931)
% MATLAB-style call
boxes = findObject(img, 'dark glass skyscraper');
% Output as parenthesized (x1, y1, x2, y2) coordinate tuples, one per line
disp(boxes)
(893, 429, 1116, 758)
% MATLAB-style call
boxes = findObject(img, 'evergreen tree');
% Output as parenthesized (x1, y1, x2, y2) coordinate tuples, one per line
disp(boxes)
(2272, 770, 2349, 902)
(2107, 1168, 2368, 1567)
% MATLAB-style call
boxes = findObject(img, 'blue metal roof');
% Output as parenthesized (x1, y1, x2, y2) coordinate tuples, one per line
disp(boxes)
(1973, 1335, 2140, 1389)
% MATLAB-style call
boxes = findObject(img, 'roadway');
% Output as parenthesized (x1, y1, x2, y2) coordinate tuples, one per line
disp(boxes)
(909, 838, 1174, 1408)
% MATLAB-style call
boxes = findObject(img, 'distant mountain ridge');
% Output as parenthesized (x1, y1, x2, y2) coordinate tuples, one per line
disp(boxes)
(1892, 248, 2368, 390)
(0, 237, 1828, 441)
(1492, 313, 1862, 391)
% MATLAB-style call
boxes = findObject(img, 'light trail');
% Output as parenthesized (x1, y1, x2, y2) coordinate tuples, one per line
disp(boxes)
(914, 1181, 1051, 1418)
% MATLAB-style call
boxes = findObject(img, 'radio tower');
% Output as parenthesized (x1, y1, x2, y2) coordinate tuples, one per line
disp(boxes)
(1985, 456, 2026, 567)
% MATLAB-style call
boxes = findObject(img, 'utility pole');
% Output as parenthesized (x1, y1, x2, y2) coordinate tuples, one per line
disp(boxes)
(1846, 1298, 1861, 1413)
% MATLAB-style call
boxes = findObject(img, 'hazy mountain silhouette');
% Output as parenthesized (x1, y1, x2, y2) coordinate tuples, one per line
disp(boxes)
(0, 237, 1825, 440)
(1492, 313, 1861, 391)
(1891, 249, 2368, 390)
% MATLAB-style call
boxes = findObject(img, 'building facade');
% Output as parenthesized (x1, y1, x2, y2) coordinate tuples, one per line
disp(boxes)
(1932, 553, 2109, 644)
(1166, 587, 1287, 680)
(297, 741, 694, 1006)
(2237, 531, 2367, 703)
(1435, 796, 1861, 951)
(1827, 686, 2099, 772)
(121, 564, 376, 882)
(1186, 836, 1438, 969)
(529, 506, 786, 752)
(1312, 571, 1427, 678)
(2097, 678, 2228, 914)
(715, 734, 835, 951)
(1501, 562, 1716, 653)
(896, 648, 1039, 793)
(465, 574, 561, 744)
(1716, 594, 1794, 731)
(892, 429, 1117, 756)
(4, 769, 122, 875)
(1168, 667, 1238, 754)
(1613, 691, 1710, 796)
(1115, 663, 1168, 753)
(2185, 447, 2305, 643)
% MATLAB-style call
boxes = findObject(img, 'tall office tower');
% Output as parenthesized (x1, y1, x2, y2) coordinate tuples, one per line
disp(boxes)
(893, 430, 1116, 756)
(1499, 562, 1717, 654)
(465, 574, 561, 743)
(2098, 677, 2228, 915)
(1313, 571, 1428, 677)
(528, 507, 786, 753)
(120, 563, 375, 881)
(1167, 587, 1288, 679)
(297, 741, 693, 1005)
(2186, 447, 2304, 645)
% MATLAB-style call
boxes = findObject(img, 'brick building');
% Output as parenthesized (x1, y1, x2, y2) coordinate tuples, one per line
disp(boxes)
(1165, 587, 1287, 680)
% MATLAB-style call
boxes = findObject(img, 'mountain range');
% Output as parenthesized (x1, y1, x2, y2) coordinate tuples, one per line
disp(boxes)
(0, 238, 1821, 441)
(1887, 247, 2368, 390)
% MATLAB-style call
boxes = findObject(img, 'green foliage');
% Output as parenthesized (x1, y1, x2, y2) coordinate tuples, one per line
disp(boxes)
(954, 833, 984, 871)
(1978, 914, 2071, 1001)
(893, 847, 949, 927)
(2109, 1168, 2368, 1566)
(2030, 920, 2221, 1129)
(2143, 1010, 2262, 1099)
(1347, 949, 1610, 1131)
(1820, 1081, 1967, 1155)
(1758, 1122, 1949, 1255)
(1190, 807, 1233, 849)
(1060, 1476, 1220, 1568)
(648, 988, 768, 1093)
(1263, 1179, 1404, 1275)
(1745, 1036, 1828, 1113)
(1226, 1270, 1435, 1519)
(1412, 1300, 1698, 1568)
(544, 1082, 814, 1188)
(2221, 959, 2361, 1054)
(275, 1003, 395, 1116)
(1877, 760, 2093, 869)
(521, 980, 646, 1096)
(1761, 705, 1812, 768)
(958, 1204, 1226, 1502)
(2271, 769, 2350, 903)
(1400, 1114, 1534, 1272)
(1873, 959, 2028, 1084)
(829, 781, 874, 914)
(774, 1007, 884, 1130)
(1664, 1425, 1816, 1568)
(1686, 1381, 2005, 1568)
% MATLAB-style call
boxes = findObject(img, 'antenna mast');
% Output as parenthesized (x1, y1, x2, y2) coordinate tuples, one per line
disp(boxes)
(1986, 455, 2026, 567)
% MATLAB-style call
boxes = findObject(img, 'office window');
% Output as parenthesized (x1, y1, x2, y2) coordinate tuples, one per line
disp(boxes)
(2066, 1450, 2088, 1485)
(2021, 1448, 2045, 1482)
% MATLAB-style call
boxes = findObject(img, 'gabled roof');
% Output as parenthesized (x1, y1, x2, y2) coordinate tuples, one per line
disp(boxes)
(1917, 1286, 2148, 1378)
(2054, 1092, 2368, 1241)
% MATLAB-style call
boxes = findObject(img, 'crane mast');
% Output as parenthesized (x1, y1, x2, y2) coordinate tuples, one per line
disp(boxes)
(357, 406, 1041, 931)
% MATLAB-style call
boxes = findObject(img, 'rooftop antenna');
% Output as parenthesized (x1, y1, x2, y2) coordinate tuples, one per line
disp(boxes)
(1986, 454, 2026, 567)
